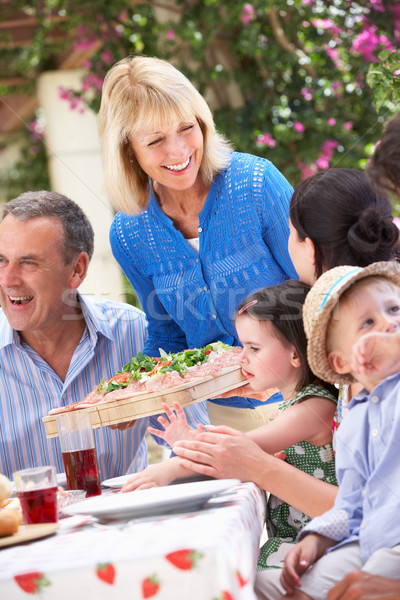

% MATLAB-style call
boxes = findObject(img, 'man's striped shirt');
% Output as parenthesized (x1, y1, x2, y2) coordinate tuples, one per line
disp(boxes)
(0, 294, 209, 481)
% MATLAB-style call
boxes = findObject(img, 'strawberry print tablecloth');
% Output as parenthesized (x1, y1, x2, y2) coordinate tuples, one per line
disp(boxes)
(0, 482, 266, 600)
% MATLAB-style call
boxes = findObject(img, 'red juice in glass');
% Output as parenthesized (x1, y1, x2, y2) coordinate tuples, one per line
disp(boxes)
(17, 486, 58, 524)
(62, 447, 101, 497)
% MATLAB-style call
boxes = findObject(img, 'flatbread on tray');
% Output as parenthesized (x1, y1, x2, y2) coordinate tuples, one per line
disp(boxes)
(42, 343, 247, 438)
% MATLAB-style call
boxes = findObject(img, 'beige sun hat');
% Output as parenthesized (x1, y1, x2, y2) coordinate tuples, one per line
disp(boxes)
(303, 261, 400, 384)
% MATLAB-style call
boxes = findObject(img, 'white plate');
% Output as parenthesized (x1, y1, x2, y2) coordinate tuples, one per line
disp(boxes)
(101, 474, 131, 489)
(63, 478, 241, 520)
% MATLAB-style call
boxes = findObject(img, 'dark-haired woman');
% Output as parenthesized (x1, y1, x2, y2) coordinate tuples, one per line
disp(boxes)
(172, 168, 400, 599)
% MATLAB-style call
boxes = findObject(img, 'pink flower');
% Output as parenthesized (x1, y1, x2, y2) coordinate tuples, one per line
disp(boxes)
(316, 157, 330, 169)
(58, 86, 70, 100)
(82, 73, 104, 92)
(301, 87, 314, 101)
(58, 86, 86, 112)
(29, 120, 43, 139)
(322, 140, 339, 152)
(256, 132, 276, 148)
(241, 3, 255, 25)
(293, 121, 305, 133)
(394, 69, 400, 79)
(74, 37, 98, 51)
(370, 0, 385, 11)
(393, 217, 400, 231)
(327, 118, 336, 126)
(352, 21, 394, 62)
(100, 50, 114, 65)
(315, 139, 339, 170)
(166, 29, 175, 40)
(392, 6, 400, 42)
(118, 10, 129, 22)
(344, 121, 353, 131)
(325, 45, 344, 70)
(311, 19, 341, 35)
(76, 25, 89, 36)
(297, 162, 317, 178)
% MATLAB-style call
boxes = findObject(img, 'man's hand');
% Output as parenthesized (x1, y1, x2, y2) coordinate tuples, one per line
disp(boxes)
(328, 570, 400, 600)
(108, 419, 137, 431)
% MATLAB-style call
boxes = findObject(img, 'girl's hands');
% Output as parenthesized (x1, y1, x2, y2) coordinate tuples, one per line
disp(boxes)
(121, 457, 185, 492)
(173, 426, 270, 484)
(147, 402, 206, 446)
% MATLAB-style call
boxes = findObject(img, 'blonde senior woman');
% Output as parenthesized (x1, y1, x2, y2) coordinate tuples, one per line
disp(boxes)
(97, 55, 297, 431)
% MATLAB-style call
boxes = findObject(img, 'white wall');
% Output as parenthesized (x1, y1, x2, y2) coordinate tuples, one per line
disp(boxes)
(36, 70, 125, 302)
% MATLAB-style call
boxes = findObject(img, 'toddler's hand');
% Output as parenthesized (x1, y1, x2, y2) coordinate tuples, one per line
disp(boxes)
(147, 402, 203, 446)
(280, 543, 311, 594)
(121, 459, 181, 492)
(351, 331, 400, 379)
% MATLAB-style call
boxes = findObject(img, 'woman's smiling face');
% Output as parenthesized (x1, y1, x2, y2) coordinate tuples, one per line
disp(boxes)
(130, 117, 204, 193)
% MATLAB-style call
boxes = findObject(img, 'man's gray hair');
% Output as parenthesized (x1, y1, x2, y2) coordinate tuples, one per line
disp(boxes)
(3, 190, 94, 264)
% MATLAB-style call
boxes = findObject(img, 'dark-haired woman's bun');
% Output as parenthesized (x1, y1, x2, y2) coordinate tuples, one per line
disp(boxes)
(348, 207, 399, 256)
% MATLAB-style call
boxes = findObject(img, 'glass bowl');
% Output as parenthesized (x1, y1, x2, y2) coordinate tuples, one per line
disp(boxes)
(58, 489, 87, 512)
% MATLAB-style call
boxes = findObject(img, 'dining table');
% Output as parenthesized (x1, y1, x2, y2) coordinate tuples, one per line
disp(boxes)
(0, 479, 266, 600)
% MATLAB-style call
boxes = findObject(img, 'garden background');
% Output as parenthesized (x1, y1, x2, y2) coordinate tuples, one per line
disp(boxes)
(0, 0, 399, 294)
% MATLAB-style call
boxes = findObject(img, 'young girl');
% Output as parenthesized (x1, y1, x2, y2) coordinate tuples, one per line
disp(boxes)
(232, 281, 338, 571)
(130, 280, 338, 570)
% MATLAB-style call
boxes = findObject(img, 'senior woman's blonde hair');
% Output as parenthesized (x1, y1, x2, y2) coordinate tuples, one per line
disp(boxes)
(98, 55, 233, 214)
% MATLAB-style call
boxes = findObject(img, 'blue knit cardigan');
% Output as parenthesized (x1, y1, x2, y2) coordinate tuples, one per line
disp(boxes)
(110, 152, 297, 408)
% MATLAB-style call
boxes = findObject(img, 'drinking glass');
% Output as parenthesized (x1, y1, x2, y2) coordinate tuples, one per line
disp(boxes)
(13, 465, 58, 524)
(56, 411, 101, 497)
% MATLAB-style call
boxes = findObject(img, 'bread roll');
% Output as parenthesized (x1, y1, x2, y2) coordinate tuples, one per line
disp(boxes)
(0, 508, 22, 537)
(0, 474, 12, 505)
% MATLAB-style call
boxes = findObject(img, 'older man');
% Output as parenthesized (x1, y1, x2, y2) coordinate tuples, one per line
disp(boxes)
(0, 191, 208, 481)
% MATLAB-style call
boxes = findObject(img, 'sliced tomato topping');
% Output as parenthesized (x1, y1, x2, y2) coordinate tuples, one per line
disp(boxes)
(106, 372, 131, 384)
(147, 360, 172, 377)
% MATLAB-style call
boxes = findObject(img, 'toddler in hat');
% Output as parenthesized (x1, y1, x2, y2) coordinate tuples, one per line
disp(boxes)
(280, 261, 400, 600)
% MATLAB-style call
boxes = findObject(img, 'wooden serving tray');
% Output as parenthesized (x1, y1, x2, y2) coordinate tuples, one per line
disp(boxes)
(0, 522, 58, 548)
(42, 365, 247, 438)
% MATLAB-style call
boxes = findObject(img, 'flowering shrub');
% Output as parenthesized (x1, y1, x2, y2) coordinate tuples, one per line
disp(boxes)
(1, 0, 399, 198)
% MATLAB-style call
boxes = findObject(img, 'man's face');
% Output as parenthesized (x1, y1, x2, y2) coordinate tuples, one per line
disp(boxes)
(0, 215, 77, 337)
